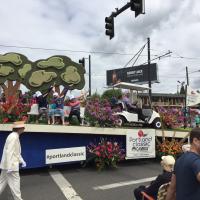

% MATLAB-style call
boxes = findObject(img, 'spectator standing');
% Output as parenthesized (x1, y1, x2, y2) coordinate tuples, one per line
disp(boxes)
(166, 128, 200, 200)
(0, 121, 26, 200)
(134, 155, 175, 200)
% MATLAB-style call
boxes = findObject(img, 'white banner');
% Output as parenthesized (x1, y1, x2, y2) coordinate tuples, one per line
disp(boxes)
(46, 146, 86, 164)
(126, 129, 155, 159)
(187, 86, 200, 107)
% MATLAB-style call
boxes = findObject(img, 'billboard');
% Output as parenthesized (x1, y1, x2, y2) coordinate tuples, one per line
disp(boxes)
(106, 63, 158, 86)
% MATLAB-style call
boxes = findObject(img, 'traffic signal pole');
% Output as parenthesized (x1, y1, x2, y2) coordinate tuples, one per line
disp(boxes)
(79, 56, 92, 96)
(105, 0, 145, 39)
(112, 3, 131, 18)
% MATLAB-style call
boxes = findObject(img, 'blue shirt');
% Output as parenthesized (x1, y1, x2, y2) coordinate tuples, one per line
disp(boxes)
(175, 152, 200, 200)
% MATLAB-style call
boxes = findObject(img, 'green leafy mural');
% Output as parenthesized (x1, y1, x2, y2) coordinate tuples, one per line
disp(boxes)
(29, 70, 57, 87)
(18, 64, 32, 79)
(61, 66, 81, 84)
(0, 53, 22, 65)
(0, 53, 85, 94)
(37, 57, 65, 69)
(0, 65, 15, 76)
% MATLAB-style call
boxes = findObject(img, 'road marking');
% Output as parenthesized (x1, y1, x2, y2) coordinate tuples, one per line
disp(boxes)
(49, 170, 83, 200)
(93, 176, 157, 190)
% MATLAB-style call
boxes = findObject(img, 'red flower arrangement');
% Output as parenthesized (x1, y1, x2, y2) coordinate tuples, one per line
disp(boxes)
(0, 96, 30, 123)
(87, 138, 125, 170)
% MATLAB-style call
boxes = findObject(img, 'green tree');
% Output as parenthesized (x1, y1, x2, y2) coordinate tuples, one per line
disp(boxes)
(101, 89, 122, 100)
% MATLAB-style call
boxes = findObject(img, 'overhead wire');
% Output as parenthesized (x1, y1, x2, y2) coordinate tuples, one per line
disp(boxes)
(0, 43, 171, 59)
(122, 42, 147, 68)
(140, 50, 172, 65)
(0, 44, 148, 56)
(131, 44, 146, 67)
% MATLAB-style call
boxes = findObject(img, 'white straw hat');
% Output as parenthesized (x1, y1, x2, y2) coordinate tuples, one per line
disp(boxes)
(13, 121, 25, 128)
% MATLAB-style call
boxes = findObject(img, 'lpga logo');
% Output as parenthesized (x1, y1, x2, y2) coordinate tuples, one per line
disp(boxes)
(129, 130, 152, 152)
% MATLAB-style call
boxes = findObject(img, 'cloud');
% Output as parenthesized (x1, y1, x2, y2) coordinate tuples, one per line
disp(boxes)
(0, 0, 200, 95)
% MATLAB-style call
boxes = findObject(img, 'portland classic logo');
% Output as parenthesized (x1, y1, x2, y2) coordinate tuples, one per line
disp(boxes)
(138, 130, 148, 137)
(130, 130, 152, 152)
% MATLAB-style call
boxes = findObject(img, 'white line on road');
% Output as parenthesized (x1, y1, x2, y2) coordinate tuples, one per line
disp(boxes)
(49, 170, 83, 200)
(93, 176, 157, 190)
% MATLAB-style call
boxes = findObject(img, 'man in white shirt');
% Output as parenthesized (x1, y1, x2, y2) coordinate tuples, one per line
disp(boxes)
(0, 121, 26, 200)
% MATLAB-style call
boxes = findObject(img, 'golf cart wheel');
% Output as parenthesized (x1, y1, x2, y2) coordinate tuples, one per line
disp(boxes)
(153, 118, 162, 129)
(118, 116, 126, 126)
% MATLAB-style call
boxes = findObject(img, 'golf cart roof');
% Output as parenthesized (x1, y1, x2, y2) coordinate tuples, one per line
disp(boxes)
(113, 82, 150, 91)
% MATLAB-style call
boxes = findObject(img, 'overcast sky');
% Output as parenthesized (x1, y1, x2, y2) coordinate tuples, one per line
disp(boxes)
(0, 0, 200, 95)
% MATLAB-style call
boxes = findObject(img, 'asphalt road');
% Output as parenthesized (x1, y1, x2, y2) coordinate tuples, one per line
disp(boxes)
(0, 159, 161, 200)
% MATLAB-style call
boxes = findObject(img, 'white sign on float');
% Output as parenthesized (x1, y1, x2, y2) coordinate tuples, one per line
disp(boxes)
(126, 129, 155, 159)
(45, 146, 86, 164)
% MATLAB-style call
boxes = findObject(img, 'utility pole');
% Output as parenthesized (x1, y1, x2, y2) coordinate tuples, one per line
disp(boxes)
(89, 55, 91, 96)
(184, 66, 189, 129)
(186, 66, 189, 86)
(147, 37, 152, 107)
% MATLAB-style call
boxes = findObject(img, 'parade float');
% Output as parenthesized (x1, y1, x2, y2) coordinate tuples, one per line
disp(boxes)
(0, 52, 190, 169)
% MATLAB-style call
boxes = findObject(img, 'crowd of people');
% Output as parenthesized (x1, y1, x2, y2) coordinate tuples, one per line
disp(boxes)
(32, 86, 84, 125)
(0, 86, 86, 126)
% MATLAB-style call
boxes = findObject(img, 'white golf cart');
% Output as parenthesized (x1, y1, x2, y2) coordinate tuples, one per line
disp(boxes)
(112, 82, 161, 129)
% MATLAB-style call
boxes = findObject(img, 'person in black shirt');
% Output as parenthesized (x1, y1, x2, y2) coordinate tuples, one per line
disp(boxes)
(35, 86, 53, 123)
(67, 95, 81, 125)
(166, 128, 200, 200)
(134, 155, 175, 200)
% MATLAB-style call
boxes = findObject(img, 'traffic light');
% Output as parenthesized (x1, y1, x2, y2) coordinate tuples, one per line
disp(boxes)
(130, 0, 144, 18)
(79, 58, 85, 67)
(105, 16, 114, 40)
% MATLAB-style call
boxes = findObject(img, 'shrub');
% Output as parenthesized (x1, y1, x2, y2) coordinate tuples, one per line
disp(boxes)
(101, 89, 122, 101)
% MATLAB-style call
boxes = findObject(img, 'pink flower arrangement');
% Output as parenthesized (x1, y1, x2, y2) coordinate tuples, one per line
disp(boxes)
(156, 107, 185, 128)
(87, 138, 125, 170)
(85, 98, 120, 127)
(156, 106, 199, 129)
